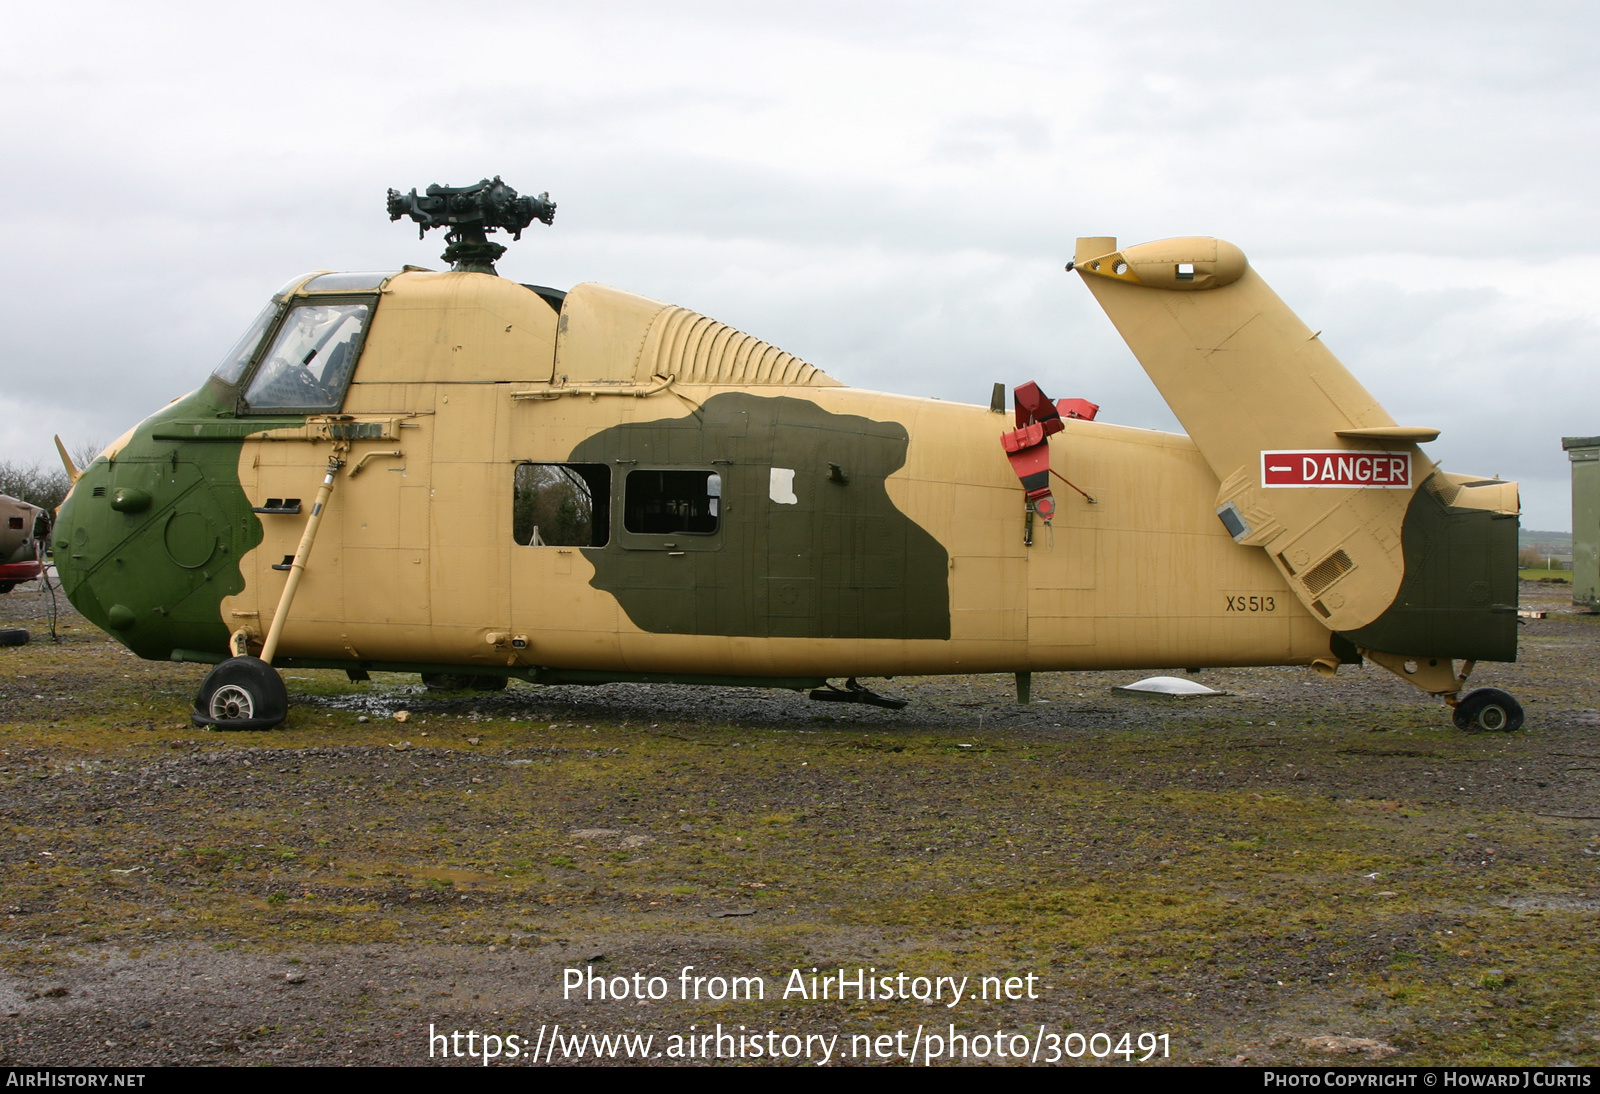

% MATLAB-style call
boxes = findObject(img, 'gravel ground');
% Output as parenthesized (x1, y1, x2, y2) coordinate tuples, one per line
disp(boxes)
(0, 578, 1596, 1067)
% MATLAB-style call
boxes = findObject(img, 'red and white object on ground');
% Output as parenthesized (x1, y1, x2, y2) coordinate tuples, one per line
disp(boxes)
(1261, 450, 1411, 489)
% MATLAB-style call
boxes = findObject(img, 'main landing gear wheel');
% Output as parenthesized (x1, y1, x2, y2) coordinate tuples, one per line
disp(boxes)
(192, 656, 289, 731)
(1452, 687, 1524, 733)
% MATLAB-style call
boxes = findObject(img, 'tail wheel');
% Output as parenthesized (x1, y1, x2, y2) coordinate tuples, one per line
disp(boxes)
(1452, 687, 1524, 733)
(192, 657, 289, 731)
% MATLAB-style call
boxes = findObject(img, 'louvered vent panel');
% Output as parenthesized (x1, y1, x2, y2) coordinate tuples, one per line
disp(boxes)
(645, 307, 839, 387)
(1303, 549, 1355, 595)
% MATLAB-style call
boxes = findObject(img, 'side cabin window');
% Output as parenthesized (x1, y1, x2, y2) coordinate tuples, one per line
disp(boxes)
(242, 301, 371, 412)
(513, 463, 611, 547)
(624, 470, 721, 536)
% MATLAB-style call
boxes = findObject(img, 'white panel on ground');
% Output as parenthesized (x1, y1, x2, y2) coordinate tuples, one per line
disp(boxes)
(1113, 676, 1224, 697)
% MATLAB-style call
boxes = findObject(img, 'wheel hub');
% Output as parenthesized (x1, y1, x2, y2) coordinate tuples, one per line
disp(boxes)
(210, 684, 255, 721)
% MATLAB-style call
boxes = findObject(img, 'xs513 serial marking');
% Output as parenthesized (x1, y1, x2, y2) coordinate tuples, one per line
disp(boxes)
(1225, 595, 1276, 612)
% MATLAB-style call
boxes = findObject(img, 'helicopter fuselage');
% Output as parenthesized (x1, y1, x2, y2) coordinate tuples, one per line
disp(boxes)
(53, 242, 1519, 705)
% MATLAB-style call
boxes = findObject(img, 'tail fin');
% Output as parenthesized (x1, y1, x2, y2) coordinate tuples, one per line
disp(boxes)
(1075, 237, 1517, 662)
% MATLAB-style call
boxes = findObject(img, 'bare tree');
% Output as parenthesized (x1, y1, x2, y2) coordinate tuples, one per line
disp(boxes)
(0, 437, 107, 516)
(69, 438, 107, 471)
(0, 460, 68, 514)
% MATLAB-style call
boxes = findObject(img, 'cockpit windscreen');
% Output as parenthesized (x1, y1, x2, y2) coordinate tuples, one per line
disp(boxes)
(212, 303, 280, 386)
(242, 303, 371, 412)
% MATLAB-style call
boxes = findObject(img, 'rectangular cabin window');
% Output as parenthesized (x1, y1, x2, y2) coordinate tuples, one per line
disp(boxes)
(513, 463, 610, 547)
(624, 470, 721, 536)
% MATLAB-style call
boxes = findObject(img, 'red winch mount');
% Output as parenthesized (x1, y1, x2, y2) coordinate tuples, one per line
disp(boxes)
(999, 381, 1097, 522)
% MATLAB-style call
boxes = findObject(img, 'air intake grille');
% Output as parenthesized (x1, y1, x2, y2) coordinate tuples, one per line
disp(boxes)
(1303, 549, 1354, 595)
(645, 307, 838, 387)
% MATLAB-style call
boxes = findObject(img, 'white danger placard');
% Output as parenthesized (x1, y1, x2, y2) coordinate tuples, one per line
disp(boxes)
(1261, 450, 1412, 489)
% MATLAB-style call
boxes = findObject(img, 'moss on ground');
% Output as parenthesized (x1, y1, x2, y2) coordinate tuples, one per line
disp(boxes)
(1, 585, 1597, 1065)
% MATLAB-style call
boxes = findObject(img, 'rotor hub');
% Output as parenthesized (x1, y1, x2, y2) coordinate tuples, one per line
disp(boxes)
(386, 177, 556, 274)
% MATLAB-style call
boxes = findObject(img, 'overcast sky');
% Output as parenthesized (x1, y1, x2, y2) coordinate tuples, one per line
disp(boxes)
(2, 1, 1595, 528)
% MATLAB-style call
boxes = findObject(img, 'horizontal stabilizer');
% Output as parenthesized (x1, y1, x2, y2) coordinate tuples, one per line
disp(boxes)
(1336, 426, 1440, 443)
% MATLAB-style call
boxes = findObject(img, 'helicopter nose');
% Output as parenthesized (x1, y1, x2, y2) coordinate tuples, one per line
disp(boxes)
(52, 447, 238, 660)
(53, 477, 114, 614)
(54, 481, 91, 570)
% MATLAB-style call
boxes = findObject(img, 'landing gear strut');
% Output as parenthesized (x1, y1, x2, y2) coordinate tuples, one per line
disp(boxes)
(1360, 648, 1525, 732)
(809, 677, 908, 710)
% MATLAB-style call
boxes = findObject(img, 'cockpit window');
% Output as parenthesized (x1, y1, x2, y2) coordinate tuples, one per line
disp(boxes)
(301, 271, 395, 292)
(273, 272, 322, 297)
(242, 302, 371, 412)
(211, 302, 280, 386)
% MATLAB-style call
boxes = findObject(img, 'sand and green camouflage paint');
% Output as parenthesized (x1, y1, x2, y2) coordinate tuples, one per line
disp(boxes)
(54, 380, 302, 660)
(573, 393, 950, 640)
(1342, 473, 1519, 662)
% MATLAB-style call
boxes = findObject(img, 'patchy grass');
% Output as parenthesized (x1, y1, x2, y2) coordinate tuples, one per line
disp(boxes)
(1, 585, 1598, 1065)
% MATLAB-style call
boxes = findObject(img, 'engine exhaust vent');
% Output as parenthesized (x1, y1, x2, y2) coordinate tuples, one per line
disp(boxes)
(1303, 549, 1355, 595)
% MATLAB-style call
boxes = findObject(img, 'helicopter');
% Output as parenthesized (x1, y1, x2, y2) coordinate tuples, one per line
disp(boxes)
(50, 177, 1523, 733)
(0, 494, 48, 594)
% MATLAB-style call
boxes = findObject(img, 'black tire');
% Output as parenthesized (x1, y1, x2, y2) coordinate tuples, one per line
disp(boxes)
(0, 627, 28, 646)
(192, 657, 289, 730)
(0, 581, 14, 594)
(421, 673, 507, 692)
(1453, 687, 1524, 733)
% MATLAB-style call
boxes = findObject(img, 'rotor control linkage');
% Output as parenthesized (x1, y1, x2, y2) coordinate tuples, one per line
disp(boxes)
(1000, 381, 1098, 524)
(386, 176, 555, 274)
(808, 677, 909, 711)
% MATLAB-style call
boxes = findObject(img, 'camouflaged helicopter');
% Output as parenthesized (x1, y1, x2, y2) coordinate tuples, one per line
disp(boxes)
(51, 177, 1523, 732)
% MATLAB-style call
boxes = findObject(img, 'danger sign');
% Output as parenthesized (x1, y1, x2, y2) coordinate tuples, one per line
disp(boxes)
(1261, 450, 1411, 489)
